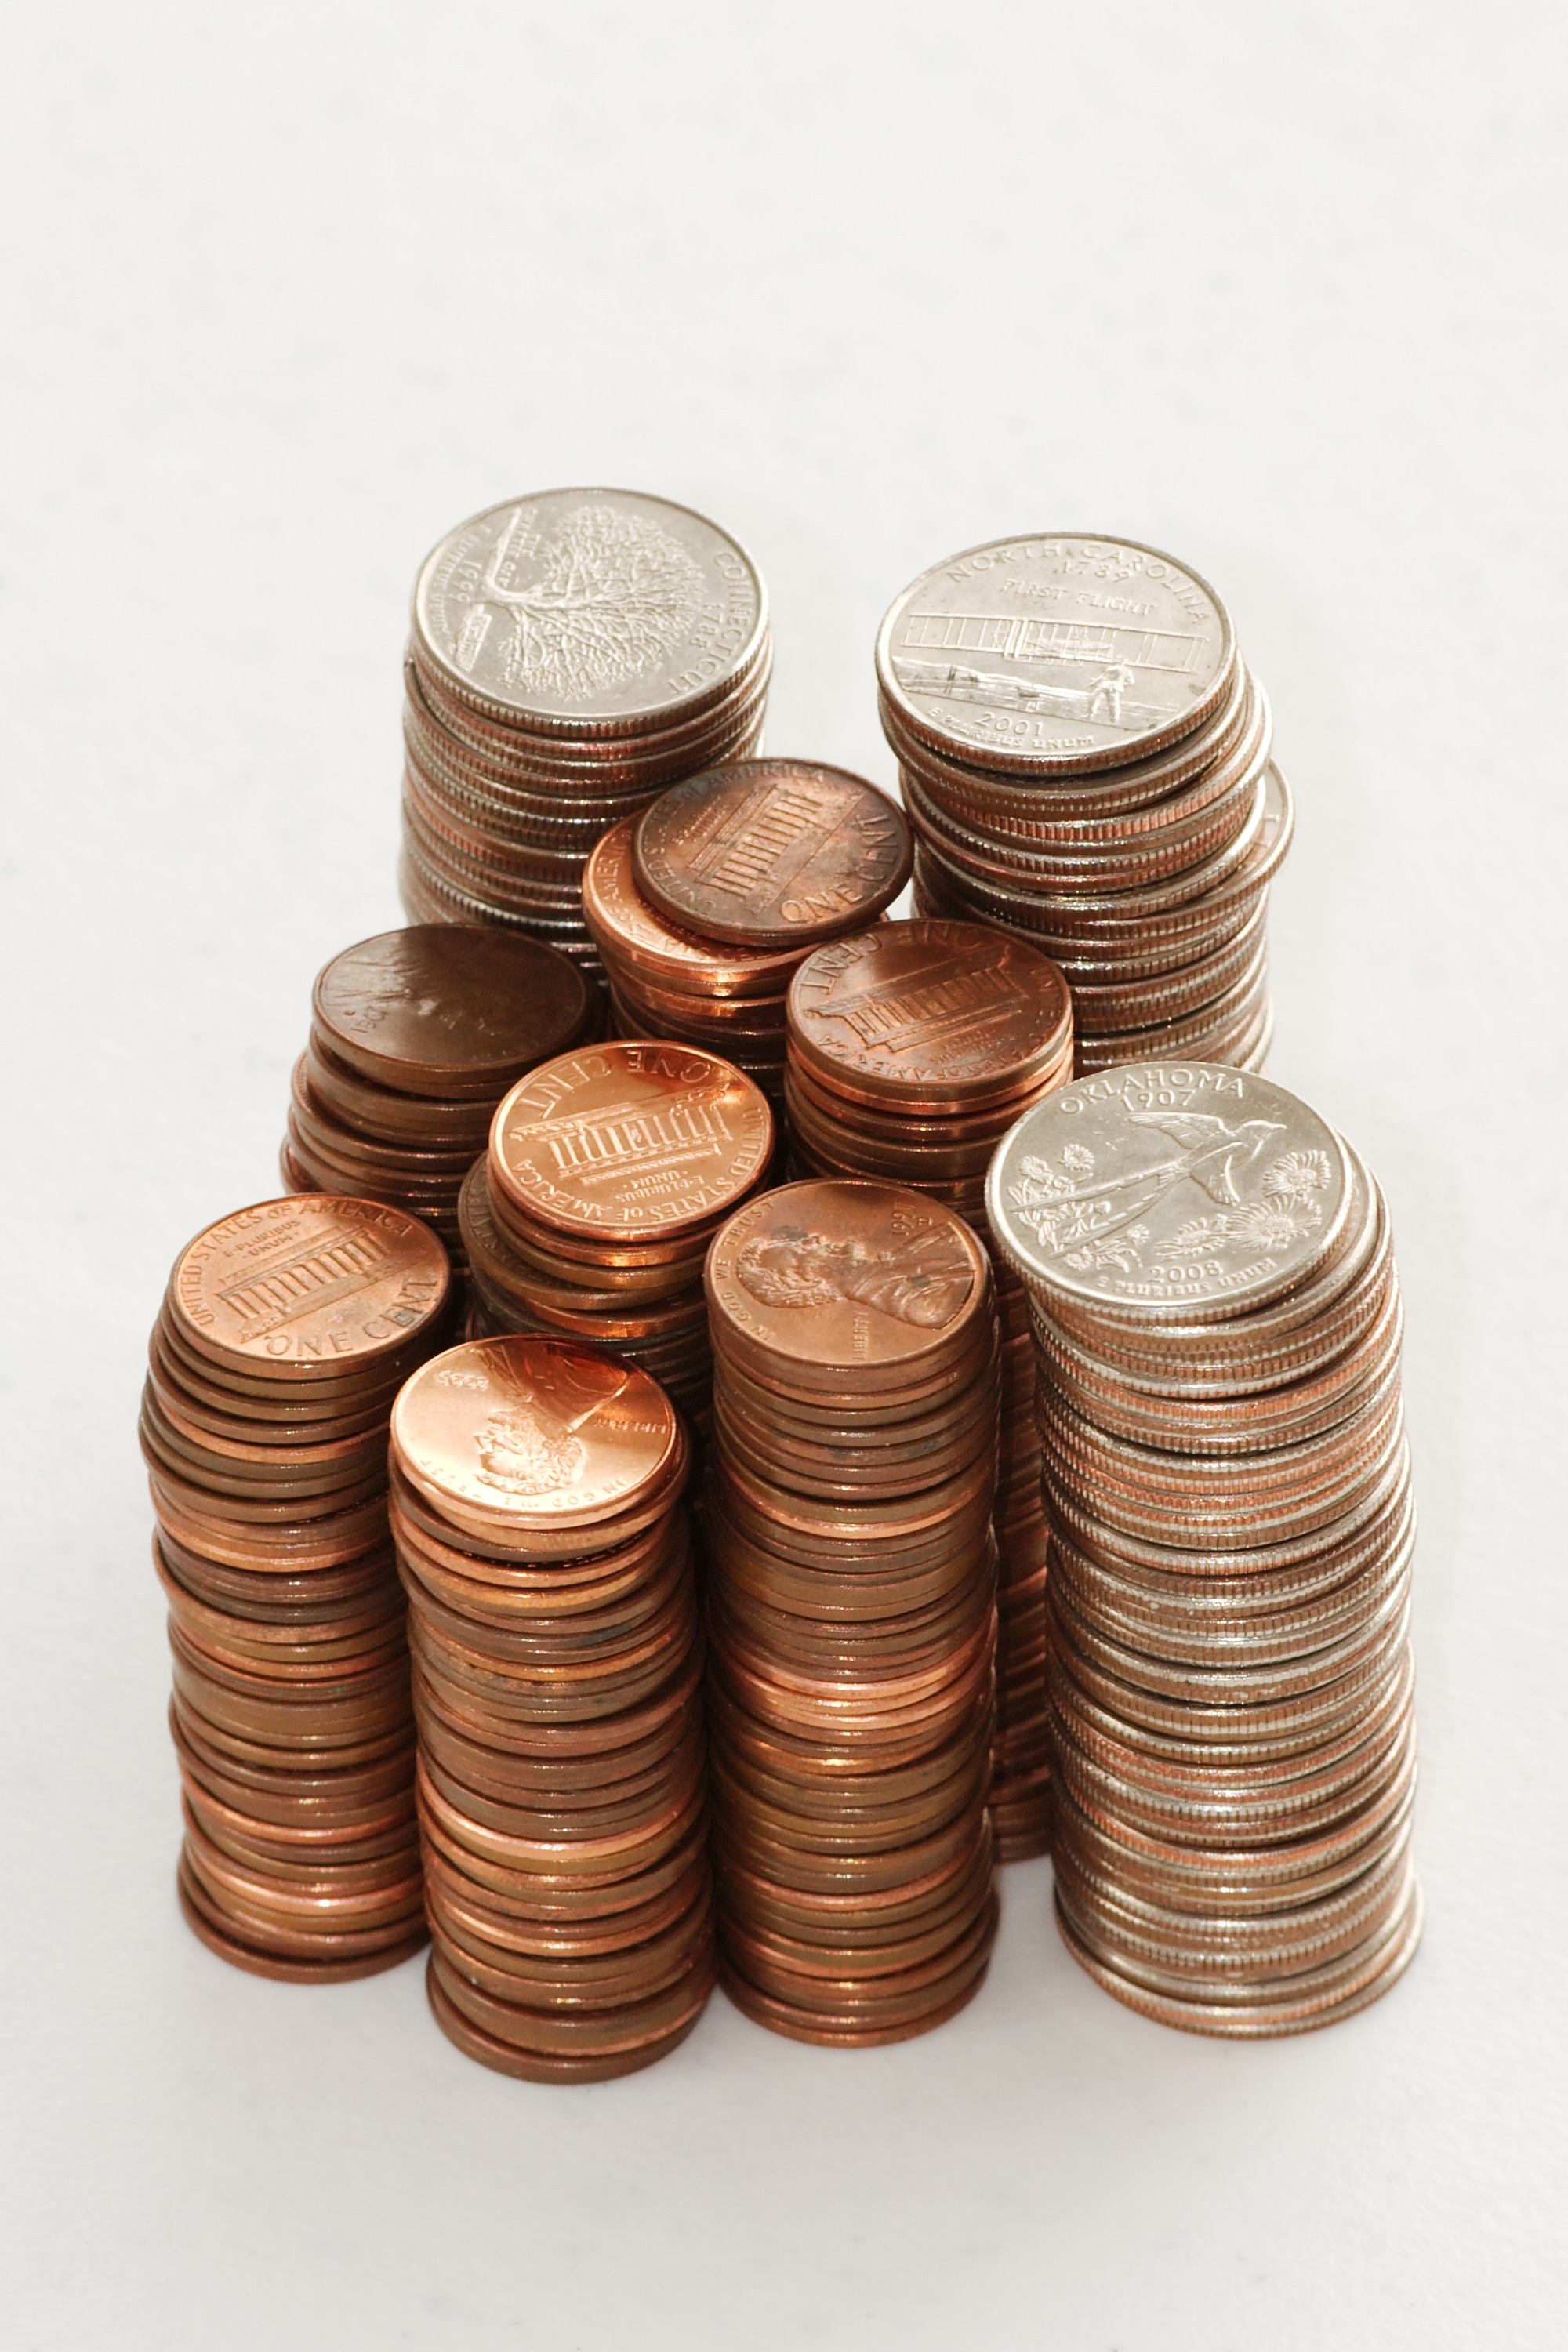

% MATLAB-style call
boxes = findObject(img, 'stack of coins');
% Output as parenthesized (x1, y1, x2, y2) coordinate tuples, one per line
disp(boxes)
(389, 1336, 712, 2081)
(783, 920, 1074, 1858)
(461, 1040, 774, 1428)
(877, 534, 1290, 1073)
(282, 926, 597, 1261)
(580, 761, 912, 1097)
(401, 488, 771, 973)
(987, 1064, 1420, 2034)
(141, 1196, 453, 1980)
(703, 1179, 1002, 2044)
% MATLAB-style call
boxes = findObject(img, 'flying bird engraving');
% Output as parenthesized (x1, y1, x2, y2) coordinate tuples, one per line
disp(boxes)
(1011, 1111, 1287, 1261)
(1124, 1112, 1287, 1206)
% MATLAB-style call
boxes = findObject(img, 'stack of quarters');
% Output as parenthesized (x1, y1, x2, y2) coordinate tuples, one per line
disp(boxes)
(401, 489, 771, 975)
(282, 926, 597, 1265)
(987, 1066, 1420, 2034)
(141, 1197, 452, 1979)
(877, 534, 1290, 1073)
(461, 1040, 775, 1431)
(583, 760, 912, 1100)
(783, 920, 1074, 1859)
(390, 1337, 712, 2080)
(703, 1180, 1002, 2044)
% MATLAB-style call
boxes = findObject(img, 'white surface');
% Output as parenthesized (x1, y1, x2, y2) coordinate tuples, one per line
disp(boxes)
(2, 4, 1565, 2344)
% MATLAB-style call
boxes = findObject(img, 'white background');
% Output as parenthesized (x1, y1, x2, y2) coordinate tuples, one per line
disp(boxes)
(2, 4, 1565, 2344)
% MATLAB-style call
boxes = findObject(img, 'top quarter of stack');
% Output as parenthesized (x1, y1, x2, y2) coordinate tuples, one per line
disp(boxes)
(412, 489, 769, 740)
(985, 1064, 1355, 1330)
(877, 533, 1236, 782)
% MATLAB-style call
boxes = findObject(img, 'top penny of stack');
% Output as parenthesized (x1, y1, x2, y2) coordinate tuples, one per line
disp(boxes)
(165, 1194, 451, 1385)
(633, 760, 912, 946)
(390, 1337, 681, 1543)
(788, 921, 1072, 1113)
(314, 927, 593, 1099)
(283, 926, 598, 1258)
(490, 1042, 773, 1243)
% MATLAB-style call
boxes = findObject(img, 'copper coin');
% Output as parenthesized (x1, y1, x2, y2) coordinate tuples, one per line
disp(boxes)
(165, 1196, 451, 1377)
(583, 815, 806, 997)
(787, 920, 1071, 1106)
(632, 760, 910, 947)
(391, 1336, 678, 1539)
(489, 1040, 772, 1243)
(153, 1306, 416, 1406)
(304, 1035, 497, 1149)
(313, 926, 591, 1098)
(177, 1859, 426, 1983)
(706, 1179, 990, 1381)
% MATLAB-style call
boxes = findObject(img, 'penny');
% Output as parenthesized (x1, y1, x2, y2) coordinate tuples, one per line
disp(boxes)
(165, 1196, 452, 1378)
(386, 1319, 717, 2081)
(177, 1862, 427, 1985)
(631, 758, 910, 948)
(313, 926, 593, 1098)
(701, 1163, 1002, 2041)
(148, 1197, 456, 1978)
(583, 815, 805, 998)
(491, 1042, 773, 1241)
(706, 1180, 989, 1377)
(392, 1337, 677, 1536)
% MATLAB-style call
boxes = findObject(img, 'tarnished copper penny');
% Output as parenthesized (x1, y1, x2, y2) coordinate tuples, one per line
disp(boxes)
(789, 920, 1071, 1105)
(391, 1337, 678, 1534)
(491, 1042, 772, 1239)
(706, 1180, 989, 1377)
(633, 760, 911, 946)
(583, 816, 804, 998)
(313, 927, 591, 1099)
(166, 1197, 451, 1375)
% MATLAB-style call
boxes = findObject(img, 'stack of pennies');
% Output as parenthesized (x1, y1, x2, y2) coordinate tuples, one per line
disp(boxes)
(877, 533, 1290, 1074)
(986, 1063, 1421, 2034)
(461, 1040, 775, 1430)
(702, 1178, 1003, 2045)
(281, 926, 597, 1262)
(141, 1196, 454, 1980)
(401, 488, 771, 974)
(579, 760, 912, 1098)
(389, 1336, 713, 2082)
(783, 919, 1074, 1859)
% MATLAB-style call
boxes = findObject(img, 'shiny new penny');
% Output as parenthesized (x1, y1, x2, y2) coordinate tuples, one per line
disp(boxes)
(788, 920, 1071, 1103)
(165, 1197, 451, 1375)
(391, 1337, 677, 1534)
(313, 926, 591, 1098)
(706, 1180, 989, 1377)
(633, 760, 911, 946)
(490, 1042, 772, 1239)
(877, 533, 1236, 778)
(986, 1065, 1351, 1326)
